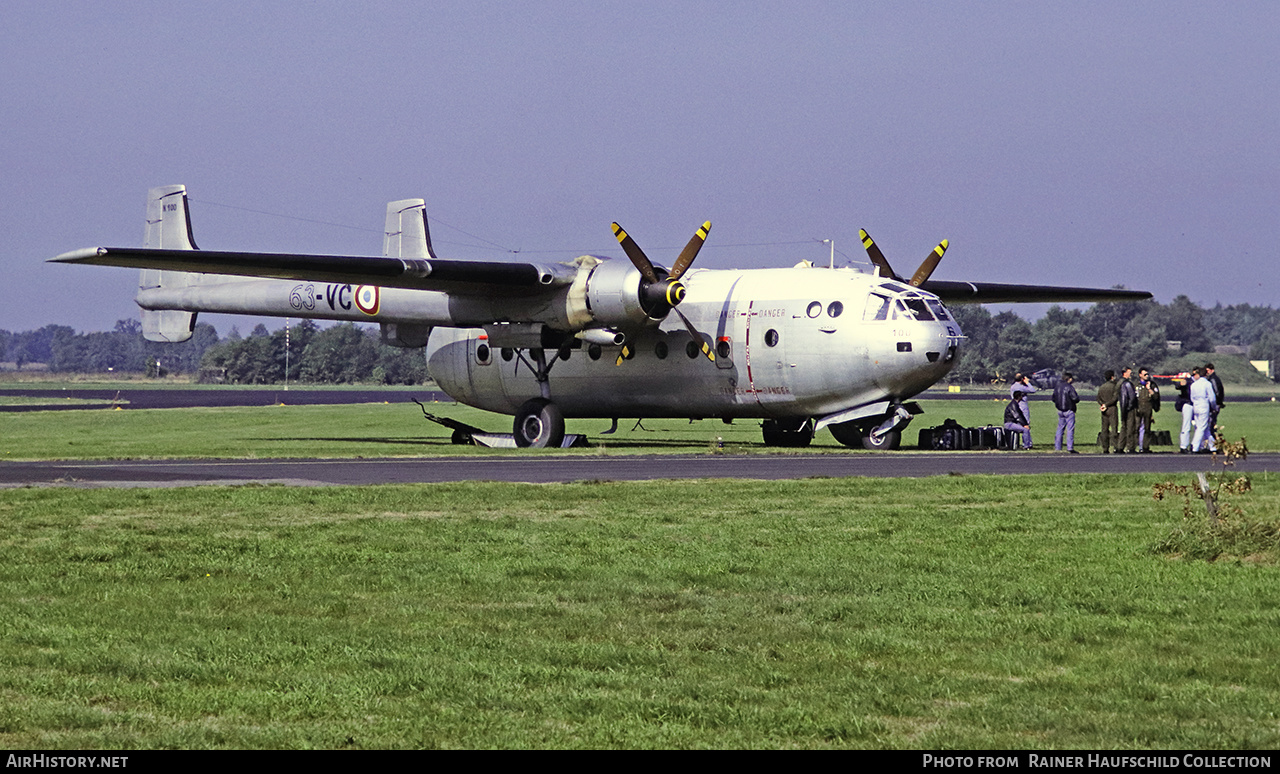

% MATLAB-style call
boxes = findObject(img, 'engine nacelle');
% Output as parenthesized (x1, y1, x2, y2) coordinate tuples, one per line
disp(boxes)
(584, 258, 665, 330)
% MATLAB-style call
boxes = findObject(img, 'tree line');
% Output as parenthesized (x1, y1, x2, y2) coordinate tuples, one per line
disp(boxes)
(948, 296, 1280, 384)
(2, 295, 1278, 384)
(0, 320, 427, 385)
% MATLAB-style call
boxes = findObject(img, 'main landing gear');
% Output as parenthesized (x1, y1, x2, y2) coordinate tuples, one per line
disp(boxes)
(825, 403, 918, 451)
(828, 421, 903, 450)
(514, 398, 565, 448)
(511, 346, 569, 448)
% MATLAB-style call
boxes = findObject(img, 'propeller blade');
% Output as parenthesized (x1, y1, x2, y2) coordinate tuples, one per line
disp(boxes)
(859, 229, 901, 281)
(909, 239, 948, 287)
(673, 307, 715, 362)
(670, 221, 712, 280)
(612, 222, 660, 284)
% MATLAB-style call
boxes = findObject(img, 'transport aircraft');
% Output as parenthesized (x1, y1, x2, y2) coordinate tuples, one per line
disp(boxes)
(52, 186, 1150, 448)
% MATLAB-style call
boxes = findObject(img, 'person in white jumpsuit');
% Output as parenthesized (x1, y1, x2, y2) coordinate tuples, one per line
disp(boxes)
(1177, 375, 1195, 453)
(1190, 368, 1218, 452)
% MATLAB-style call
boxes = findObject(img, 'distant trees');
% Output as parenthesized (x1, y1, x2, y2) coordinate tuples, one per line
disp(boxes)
(199, 321, 427, 385)
(0, 319, 428, 385)
(942, 295, 1275, 384)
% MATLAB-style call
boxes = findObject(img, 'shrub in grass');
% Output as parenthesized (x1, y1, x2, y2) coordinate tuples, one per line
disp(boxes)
(1151, 437, 1280, 562)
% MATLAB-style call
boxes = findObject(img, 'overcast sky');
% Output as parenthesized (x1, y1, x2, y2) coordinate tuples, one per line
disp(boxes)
(3, 1, 1276, 335)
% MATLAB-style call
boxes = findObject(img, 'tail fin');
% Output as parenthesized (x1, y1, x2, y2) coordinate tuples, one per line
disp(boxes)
(383, 199, 439, 260)
(379, 199, 435, 348)
(139, 185, 200, 342)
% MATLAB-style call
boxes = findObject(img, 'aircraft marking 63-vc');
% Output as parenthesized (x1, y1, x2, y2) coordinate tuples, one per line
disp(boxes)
(52, 186, 1150, 448)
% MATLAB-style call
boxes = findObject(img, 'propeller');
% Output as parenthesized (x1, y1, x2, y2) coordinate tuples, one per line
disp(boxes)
(611, 220, 715, 363)
(859, 229, 948, 287)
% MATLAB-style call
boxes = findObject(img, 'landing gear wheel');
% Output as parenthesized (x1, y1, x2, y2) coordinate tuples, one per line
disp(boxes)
(861, 428, 901, 451)
(513, 398, 565, 448)
(828, 421, 863, 449)
(829, 420, 902, 450)
(761, 418, 814, 448)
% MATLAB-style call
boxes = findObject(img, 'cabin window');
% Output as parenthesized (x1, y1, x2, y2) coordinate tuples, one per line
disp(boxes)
(806, 301, 822, 318)
(863, 293, 891, 321)
(654, 341, 669, 359)
(588, 344, 602, 361)
(476, 343, 492, 364)
(501, 347, 514, 361)
(686, 340, 701, 359)
(764, 329, 779, 347)
(716, 340, 731, 359)
(827, 301, 843, 318)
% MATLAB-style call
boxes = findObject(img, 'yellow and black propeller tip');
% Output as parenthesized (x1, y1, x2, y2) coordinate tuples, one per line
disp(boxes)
(670, 221, 712, 280)
(859, 229, 900, 281)
(909, 239, 949, 287)
(860, 229, 949, 287)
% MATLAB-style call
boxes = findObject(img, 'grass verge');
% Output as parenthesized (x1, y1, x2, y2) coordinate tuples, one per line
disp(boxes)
(1, 474, 1278, 748)
(3, 399, 1279, 459)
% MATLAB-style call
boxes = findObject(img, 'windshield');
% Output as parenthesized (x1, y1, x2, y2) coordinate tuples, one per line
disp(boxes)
(895, 298, 935, 321)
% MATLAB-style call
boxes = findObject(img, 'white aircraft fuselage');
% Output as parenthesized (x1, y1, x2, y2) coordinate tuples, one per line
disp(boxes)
(428, 266, 961, 420)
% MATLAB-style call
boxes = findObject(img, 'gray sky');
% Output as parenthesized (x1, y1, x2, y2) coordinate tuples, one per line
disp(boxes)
(3, 1, 1276, 335)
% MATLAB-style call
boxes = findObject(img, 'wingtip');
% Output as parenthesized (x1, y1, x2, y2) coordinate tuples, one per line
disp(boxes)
(49, 247, 106, 263)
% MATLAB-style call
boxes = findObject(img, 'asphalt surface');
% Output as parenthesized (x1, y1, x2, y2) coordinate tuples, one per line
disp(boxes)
(4, 388, 1275, 487)
(3, 452, 1277, 488)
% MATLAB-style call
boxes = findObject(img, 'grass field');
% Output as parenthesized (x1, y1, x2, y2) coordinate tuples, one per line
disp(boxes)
(1, 475, 1278, 749)
(3, 397, 1279, 459)
(3, 391, 1278, 749)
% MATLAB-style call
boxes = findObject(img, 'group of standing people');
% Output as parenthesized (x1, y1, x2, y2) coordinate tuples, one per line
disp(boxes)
(1096, 366, 1163, 453)
(1172, 364, 1224, 454)
(1003, 364, 1221, 454)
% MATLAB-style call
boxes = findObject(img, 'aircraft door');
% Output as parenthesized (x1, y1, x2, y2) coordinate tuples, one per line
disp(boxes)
(742, 297, 792, 411)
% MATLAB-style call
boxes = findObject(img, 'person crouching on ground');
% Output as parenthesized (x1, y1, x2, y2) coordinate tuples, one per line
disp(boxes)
(1004, 394, 1032, 450)
(1010, 372, 1038, 449)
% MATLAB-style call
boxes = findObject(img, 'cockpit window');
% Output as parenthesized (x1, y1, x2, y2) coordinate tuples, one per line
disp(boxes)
(895, 298, 935, 321)
(926, 299, 950, 321)
(864, 293, 891, 321)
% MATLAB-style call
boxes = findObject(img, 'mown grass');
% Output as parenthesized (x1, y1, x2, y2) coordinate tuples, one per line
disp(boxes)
(1, 475, 1278, 749)
(3, 398, 1279, 459)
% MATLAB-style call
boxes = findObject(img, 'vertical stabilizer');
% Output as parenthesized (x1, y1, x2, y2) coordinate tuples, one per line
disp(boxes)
(380, 199, 435, 348)
(139, 185, 200, 342)
(383, 199, 439, 260)
(143, 184, 200, 250)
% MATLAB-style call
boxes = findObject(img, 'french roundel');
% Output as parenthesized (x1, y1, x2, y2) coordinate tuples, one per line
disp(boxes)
(355, 285, 380, 315)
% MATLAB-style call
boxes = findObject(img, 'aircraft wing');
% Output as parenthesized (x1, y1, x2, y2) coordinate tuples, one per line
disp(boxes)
(919, 280, 1152, 304)
(50, 247, 573, 294)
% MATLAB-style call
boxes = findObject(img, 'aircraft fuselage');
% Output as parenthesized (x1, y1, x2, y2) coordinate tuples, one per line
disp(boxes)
(428, 266, 964, 419)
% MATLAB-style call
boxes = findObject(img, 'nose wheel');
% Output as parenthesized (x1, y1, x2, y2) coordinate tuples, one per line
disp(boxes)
(514, 398, 565, 448)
